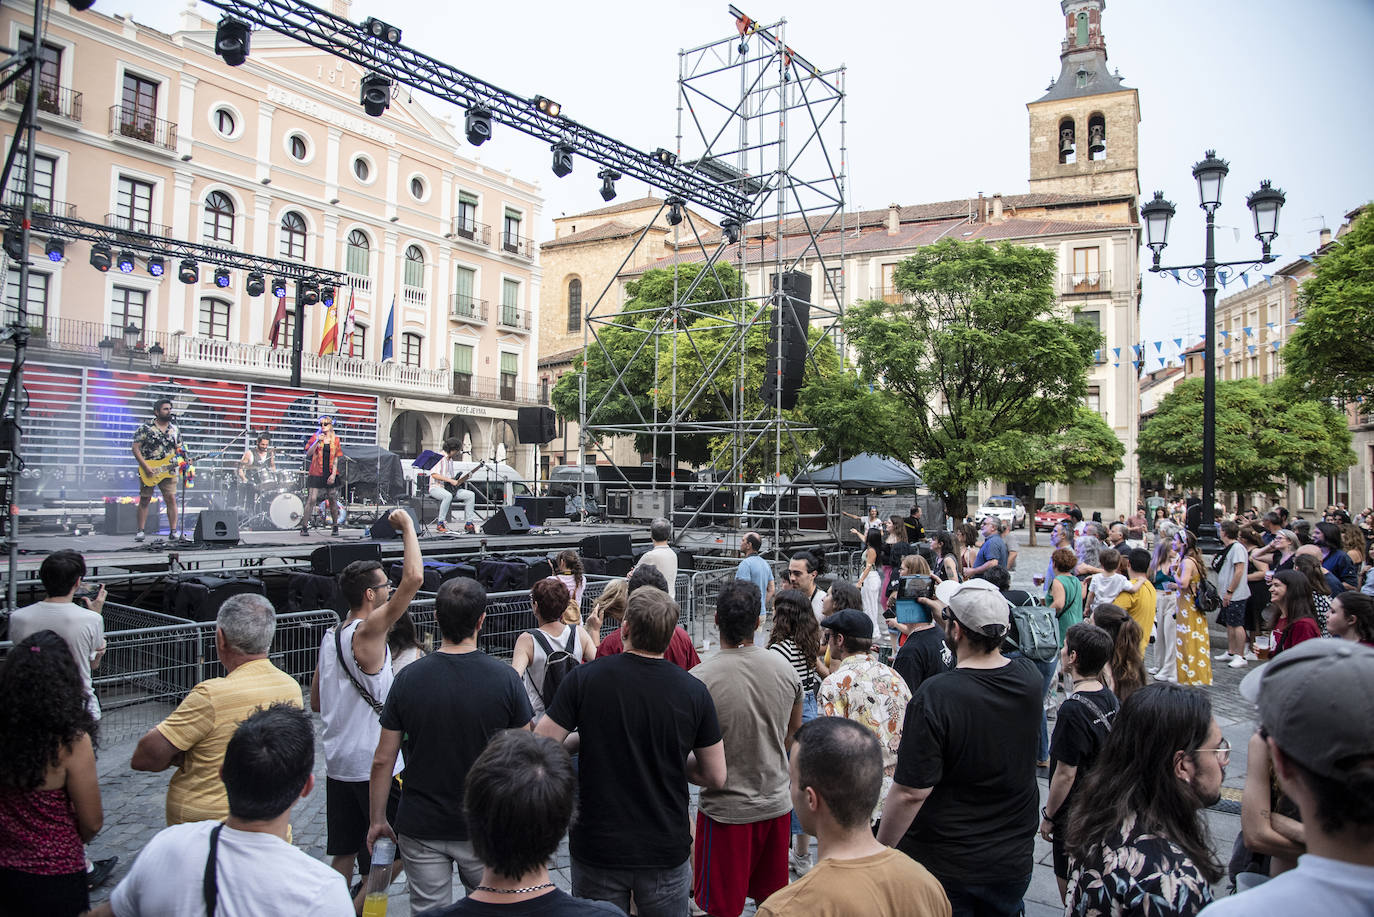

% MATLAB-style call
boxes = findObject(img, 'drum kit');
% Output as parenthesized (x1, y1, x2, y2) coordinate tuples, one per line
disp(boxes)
(231, 466, 307, 531)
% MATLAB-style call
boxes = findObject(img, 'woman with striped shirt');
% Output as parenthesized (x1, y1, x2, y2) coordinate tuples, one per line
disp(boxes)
(769, 588, 824, 876)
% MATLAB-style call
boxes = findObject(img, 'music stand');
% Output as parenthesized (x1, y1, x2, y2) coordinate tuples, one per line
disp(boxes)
(411, 450, 443, 534)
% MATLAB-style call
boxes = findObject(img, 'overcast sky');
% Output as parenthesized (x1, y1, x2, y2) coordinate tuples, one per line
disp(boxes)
(104, 0, 1374, 357)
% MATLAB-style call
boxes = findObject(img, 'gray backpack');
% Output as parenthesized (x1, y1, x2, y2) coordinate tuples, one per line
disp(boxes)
(1008, 595, 1060, 662)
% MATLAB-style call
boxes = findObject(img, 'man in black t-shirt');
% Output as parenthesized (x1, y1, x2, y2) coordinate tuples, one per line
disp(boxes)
(876, 579, 1041, 917)
(904, 506, 925, 543)
(1038, 623, 1118, 903)
(535, 587, 725, 917)
(890, 595, 953, 697)
(367, 578, 533, 913)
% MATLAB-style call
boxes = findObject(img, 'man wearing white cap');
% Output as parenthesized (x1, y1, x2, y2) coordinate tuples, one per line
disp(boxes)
(876, 579, 1041, 917)
(1201, 640, 1374, 915)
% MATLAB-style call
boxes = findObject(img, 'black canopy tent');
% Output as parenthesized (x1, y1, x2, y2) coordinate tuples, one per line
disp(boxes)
(795, 452, 923, 489)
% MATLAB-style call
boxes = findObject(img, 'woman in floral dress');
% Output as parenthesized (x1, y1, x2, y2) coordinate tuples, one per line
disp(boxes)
(1170, 530, 1211, 686)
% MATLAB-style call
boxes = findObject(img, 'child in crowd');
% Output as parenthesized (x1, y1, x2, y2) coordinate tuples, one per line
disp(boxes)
(1085, 549, 1141, 607)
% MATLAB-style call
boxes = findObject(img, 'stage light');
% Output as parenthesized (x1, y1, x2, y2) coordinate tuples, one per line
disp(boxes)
(116, 249, 136, 273)
(666, 196, 685, 226)
(69, 0, 96, 8)
(270, 276, 287, 298)
(533, 95, 561, 118)
(3, 227, 23, 261)
(214, 268, 232, 288)
(652, 148, 677, 167)
(245, 271, 265, 296)
(214, 17, 251, 67)
(147, 254, 165, 276)
(299, 281, 320, 306)
(721, 217, 741, 245)
(598, 168, 621, 202)
(362, 16, 401, 44)
(90, 243, 111, 272)
(359, 73, 392, 117)
(465, 107, 492, 146)
(551, 142, 574, 178)
(45, 238, 64, 262)
(321, 285, 336, 307)
(178, 259, 199, 284)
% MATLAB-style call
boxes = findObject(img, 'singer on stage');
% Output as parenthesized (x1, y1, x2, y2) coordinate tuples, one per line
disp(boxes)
(302, 416, 341, 536)
(130, 398, 182, 543)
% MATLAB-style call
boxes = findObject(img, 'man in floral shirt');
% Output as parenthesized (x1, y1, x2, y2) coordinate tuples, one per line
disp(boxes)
(817, 608, 912, 823)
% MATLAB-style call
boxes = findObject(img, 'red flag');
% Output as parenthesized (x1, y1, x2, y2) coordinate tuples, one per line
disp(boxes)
(268, 293, 288, 347)
(342, 287, 358, 358)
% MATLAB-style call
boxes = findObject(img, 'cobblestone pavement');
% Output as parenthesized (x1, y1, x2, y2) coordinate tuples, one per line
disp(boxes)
(88, 541, 1259, 915)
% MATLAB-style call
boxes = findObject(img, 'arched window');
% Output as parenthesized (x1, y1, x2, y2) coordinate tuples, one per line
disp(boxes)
(279, 211, 307, 260)
(566, 278, 581, 332)
(345, 229, 370, 275)
(203, 191, 235, 245)
(403, 245, 425, 288)
(1058, 118, 1076, 165)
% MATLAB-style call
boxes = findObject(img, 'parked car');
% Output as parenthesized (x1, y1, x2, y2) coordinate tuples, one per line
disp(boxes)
(977, 495, 1027, 529)
(1035, 501, 1080, 532)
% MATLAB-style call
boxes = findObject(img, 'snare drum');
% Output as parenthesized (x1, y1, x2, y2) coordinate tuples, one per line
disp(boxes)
(268, 492, 305, 530)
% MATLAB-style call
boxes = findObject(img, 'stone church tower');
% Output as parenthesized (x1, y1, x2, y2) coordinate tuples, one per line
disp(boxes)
(1028, 0, 1140, 201)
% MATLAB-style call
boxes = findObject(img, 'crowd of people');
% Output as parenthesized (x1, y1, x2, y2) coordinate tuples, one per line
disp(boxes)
(1, 505, 1371, 917)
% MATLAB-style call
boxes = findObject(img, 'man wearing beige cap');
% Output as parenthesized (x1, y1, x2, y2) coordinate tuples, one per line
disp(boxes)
(876, 579, 1041, 917)
(1202, 640, 1374, 915)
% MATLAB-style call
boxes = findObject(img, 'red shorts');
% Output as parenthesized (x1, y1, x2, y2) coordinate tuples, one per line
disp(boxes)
(692, 810, 790, 917)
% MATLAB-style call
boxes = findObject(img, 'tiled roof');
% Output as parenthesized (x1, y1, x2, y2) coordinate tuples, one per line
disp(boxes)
(560, 196, 664, 219)
(540, 221, 648, 249)
(539, 346, 584, 368)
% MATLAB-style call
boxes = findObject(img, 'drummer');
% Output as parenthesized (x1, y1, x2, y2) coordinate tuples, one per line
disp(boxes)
(237, 432, 276, 488)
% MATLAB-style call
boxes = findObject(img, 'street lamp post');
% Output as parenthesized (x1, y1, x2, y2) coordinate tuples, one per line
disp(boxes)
(1141, 151, 1285, 553)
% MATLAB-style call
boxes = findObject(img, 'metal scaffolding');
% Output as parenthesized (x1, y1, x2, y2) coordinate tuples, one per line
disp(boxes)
(577, 8, 847, 546)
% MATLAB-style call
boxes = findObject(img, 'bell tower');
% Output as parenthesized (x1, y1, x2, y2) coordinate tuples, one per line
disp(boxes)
(1028, 0, 1139, 201)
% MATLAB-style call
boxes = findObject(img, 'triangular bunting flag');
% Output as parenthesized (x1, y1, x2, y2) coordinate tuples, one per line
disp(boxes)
(1223, 347, 1231, 356)
(1154, 341, 1162, 352)
(1263, 275, 1274, 287)
(1241, 275, 1250, 288)
(1113, 348, 1121, 358)
(1170, 270, 1181, 282)
(1248, 345, 1257, 354)
(1174, 337, 1183, 348)
(1243, 326, 1253, 337)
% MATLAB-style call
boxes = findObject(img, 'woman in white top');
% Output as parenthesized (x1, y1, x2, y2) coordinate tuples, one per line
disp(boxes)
(387, 610, 426, 674)
(553, 549, 587, 624)
(856, 529, 885, 641)
(511, 577, 597, 721)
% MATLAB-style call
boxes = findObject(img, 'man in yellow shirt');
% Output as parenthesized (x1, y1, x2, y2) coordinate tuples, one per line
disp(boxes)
(1114, 548, 1157, 655)
(132, 594, 303, 824)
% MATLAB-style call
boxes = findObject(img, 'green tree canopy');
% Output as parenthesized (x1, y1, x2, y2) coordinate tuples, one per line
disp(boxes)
(1137, 377, 1354, 495)
(1282, 206, 1374, 403)
(825, 238, 1108, 518)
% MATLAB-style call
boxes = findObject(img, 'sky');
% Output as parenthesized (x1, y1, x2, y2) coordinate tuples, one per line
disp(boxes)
(103, 0, 1374, 356)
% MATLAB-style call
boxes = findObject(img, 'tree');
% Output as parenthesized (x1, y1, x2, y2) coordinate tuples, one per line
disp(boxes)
(1282, 206, 1374, 403)
(1137, 377, 1354, 497)
(831, 238, 1106, 520)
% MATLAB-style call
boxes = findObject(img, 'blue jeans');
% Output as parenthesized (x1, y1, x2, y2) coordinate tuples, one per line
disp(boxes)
(941, 873, 1031, 917)
(790, 691, 820, 835)
(571, 856, 690, 917)
(1008, 652, 1058, 761)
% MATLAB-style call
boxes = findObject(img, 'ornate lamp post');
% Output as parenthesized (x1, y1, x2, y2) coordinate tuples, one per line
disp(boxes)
(1141, 151, 1285, 552)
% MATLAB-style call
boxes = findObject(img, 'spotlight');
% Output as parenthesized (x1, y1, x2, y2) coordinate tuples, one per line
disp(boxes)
(598, 168, 621, 202)
(69, 0, 96, 8)
(245, 271, 265, 296)
(146, 254, 165, 276)
(721, 217, 741, 245)
(178, 259, 199, 284)
(362, 16, 401, 44)
(214, 17, 251, 67)
(533, 95, 561, 118)
(551, 142, 574, 178)
(299, 281, 320, 306)
(90, 243, 111, 272)
(45, 237, 64, 262)
(465, 107, 492, 146)
(214, 268, 232, 288)
(652, 148, 677, 167)
(359, 73, 392, 117)
(321, 285, 336, 307)
(270, 276, 287, 298)
(116, 249, 136, 273)
(3, 227, 23, 261)
(666, 196, 684, 227)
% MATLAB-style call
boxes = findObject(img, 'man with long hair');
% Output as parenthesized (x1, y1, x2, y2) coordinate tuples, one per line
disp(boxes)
(1063, 683, 1227, 915)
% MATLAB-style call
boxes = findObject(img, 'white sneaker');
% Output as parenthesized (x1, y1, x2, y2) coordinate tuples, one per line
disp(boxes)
(789, 851, 812, 876)
(1147, 666, 1160, 676)
(1214, 650, 1234, 661)
(1228, 656, 1249, 668)
(134, 531, 145, 543)
(1244, 651, 1259, 661)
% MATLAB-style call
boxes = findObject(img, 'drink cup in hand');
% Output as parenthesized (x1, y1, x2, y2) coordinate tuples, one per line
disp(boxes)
(1033, 574, 1046, 587)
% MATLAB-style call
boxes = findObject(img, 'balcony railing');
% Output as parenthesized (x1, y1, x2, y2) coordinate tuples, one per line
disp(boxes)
(14, 315, 178, 361)
(3, 80, 82, 122)
(108, 104, 177, 153)
(3, 193, 77, 224)
(401, 285, 428, 307)
(450, 218, 490, 246)
(875, 285, 914, 305)
(449, 294, 488, 323)
(497, 305, 531, 331)
(500, 231, 533, 258)
(453, 371, 547, 405)
(346, 273, 372, 295)
(104, 213, 173, 239)
(1062, 271, 1112, 295)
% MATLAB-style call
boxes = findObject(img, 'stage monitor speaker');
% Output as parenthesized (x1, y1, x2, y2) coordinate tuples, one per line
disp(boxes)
(579, 533, 633, 558)
(517, 406, 557, 444)
(311, 543, 382, 576)
(515, 495, 564, 525)
(368, 505, 420, 540)
(193, 511, 240, 545)
(482, 505, 531, 536)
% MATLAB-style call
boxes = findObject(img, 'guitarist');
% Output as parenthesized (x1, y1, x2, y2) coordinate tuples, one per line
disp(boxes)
(427, 438, 479, 534)
(131, 398, 182, 543)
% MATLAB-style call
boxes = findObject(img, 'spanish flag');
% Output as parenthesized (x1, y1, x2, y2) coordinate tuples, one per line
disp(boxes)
(318, 299, 339, 356)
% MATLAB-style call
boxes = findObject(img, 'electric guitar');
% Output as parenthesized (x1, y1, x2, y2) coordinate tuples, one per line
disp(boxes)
(137, 451, 180, 487)
(435, 459, 488, 494)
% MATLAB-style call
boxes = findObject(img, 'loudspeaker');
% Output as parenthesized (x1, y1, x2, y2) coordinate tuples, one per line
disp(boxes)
(481, 505, 531, 536)
(368, 505, 420, 540)
(515, 495, 565, 525)
(193, 511, 240, 545)
(761, 270, 812, 410)
(517, 406, 557, 444)
(164, 574, 266, 623)
(579, 533, 633, 558)
(310, 543, 382, 576)
(104, 502, 162, 535)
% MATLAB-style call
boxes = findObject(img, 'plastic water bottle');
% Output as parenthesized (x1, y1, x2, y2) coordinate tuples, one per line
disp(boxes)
(361, 837, 395, 917)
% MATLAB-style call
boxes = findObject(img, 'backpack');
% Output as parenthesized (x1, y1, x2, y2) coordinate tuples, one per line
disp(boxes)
(1194, 576, 1222, 614)
(1007, 594, 1060, 662)
(529, 626, 580, 706)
